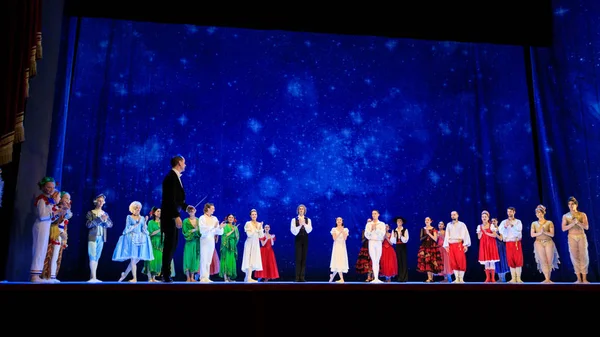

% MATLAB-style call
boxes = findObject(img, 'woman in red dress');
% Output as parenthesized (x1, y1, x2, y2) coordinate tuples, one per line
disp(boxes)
(380, 224, 398, 282)
(254, 224, 279, 281)
(477, 210, 500, 282)
(417, 217, 443, 282)
(355, 229, 373, 281)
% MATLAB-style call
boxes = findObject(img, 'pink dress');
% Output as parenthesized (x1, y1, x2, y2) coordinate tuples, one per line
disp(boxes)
(436, 231, 453, 275)
(210, 239, 220, 275)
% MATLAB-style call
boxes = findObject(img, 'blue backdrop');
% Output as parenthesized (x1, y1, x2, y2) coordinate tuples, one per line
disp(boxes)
(12, 0, 595, 282)
(530, 0, 600, 282)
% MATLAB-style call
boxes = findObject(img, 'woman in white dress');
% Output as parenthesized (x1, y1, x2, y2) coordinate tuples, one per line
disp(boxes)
(241, 208, 265, 282)
(329, 217, 349, 283)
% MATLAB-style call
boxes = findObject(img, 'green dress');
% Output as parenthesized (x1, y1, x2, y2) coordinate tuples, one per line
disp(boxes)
(183, 217, 201, 273)
(143, 220, 176, 277)
(219, 223, 239, 279)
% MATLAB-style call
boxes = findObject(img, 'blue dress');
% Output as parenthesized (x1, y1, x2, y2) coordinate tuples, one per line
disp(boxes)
(495, 239, 510, 274)
(112, 215, 154, 261)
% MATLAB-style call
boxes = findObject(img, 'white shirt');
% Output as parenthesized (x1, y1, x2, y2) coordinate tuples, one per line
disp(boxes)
(36, 195, 54, 222)
(476, 223, 498, 234)
(364, 221, 386, 241)
(199, 215, 224, 239)
(392, 227, 409, 244)
(443, 221, 471, 248)
(290, 217, 313, 235)
(498, 218, 523, 241)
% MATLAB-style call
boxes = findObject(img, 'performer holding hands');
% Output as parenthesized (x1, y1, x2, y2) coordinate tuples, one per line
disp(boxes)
(290, 204, 313, 282)
(561, 196, 590, 283)
(364, 210, 386, 283)
(219, 214, 240, 282)
(242, 209, 265, 282)
(198, 202, 224, 283)
(498, 207, 524, 283)
(442, 211, 471, 283)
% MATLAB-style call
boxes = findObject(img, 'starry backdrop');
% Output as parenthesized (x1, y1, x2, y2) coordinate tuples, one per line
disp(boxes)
(32, 1, 598, 282)
(529, 0, 600, 281)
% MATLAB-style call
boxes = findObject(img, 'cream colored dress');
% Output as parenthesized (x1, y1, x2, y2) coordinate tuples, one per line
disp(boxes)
(241, 221, 265, 271)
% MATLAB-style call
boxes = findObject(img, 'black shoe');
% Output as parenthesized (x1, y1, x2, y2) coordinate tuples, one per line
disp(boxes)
(157, 276, 173, 283)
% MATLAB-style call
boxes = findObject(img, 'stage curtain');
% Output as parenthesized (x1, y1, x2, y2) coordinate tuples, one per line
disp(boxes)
(1, 0, 42, 165)
(529, 0, 599, 280)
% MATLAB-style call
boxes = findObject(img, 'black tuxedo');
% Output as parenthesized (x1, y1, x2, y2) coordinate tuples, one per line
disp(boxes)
(294, 217, 310, 281)
(160, 169, 189, 279)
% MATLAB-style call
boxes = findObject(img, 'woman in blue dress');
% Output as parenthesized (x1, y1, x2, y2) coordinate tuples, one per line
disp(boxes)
(113, 201, 154, 282)
(492, 218, 510, 282)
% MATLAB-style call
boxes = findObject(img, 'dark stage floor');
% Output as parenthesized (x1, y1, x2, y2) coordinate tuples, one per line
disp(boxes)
(3, 279, 600, 290)
(3, 281, 596, 335)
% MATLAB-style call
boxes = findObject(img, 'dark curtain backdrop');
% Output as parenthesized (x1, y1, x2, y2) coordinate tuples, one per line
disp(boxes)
(1, 0, 42, 164)
(0, 0, 42, 280)
(7, 1, 599, 282)
(530, 0, 600, 281)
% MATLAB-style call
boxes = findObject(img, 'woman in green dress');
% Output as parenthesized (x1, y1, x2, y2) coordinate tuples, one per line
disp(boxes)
(144, 207, 176, 282)
(144, 207, 162, 282)
(219, 214, 240, 282)
(183, 207, 201, 282)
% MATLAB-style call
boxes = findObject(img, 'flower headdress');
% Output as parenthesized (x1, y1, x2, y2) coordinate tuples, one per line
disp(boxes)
(223, 215, 237, 223)
(38, 176, 57, 189)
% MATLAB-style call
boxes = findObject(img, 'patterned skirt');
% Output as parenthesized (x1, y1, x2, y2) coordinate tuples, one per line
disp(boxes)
(417, 244, 443, 274)
(355, 242, 372, 274)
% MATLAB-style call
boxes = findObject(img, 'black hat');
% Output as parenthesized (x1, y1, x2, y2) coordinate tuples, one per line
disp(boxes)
(393, 216, 406, 224)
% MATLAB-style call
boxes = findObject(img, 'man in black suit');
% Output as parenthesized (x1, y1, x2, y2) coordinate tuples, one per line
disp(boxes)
(290, 204, 313, 282)
(160, 155, 194, 282)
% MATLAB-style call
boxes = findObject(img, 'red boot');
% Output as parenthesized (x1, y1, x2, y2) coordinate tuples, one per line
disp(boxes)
(490, 270, 496, 282)
(484, 269, 491, 283)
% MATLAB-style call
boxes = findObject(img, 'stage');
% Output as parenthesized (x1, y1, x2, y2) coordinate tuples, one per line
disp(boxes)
(2, 281, 597, 334)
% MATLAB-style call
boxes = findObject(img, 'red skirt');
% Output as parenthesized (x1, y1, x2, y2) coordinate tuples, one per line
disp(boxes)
(380, 241, 398, 277)
(478, 227, 499, 263)
(254, 245, 279, 279)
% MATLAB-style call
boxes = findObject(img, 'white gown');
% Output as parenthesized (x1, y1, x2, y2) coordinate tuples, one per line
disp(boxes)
(330, 227, 349, 273)
(198, 215, 224, 280)
(241, 221, 265, 272)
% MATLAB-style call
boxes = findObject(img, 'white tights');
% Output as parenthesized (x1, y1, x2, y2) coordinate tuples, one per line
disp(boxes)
(119, 258, 140, 282)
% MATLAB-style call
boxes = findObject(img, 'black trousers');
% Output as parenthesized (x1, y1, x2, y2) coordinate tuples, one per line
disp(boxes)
(395, 244, 408, 282)
(294, 235, 309, 281)
(161, 218, 178, 278)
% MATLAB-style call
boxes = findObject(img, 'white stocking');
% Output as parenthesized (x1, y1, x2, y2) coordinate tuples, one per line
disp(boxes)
(130, 259, 139, 281)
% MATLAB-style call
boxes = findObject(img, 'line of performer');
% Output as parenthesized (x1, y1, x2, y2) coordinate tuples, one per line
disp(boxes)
(28, 156, 592, 284)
